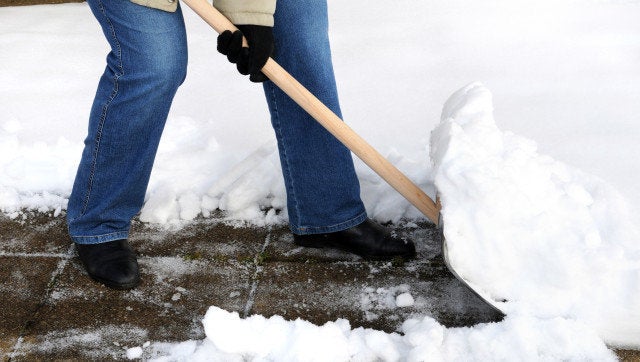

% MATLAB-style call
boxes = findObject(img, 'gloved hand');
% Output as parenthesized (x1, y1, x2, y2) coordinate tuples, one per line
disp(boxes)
(217, 25, 274, 83)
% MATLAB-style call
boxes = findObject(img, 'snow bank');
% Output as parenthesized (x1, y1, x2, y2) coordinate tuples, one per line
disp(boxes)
(0, 120, 75, 217)
(132, 306, 615, 361)
(431, 83, 640, 347)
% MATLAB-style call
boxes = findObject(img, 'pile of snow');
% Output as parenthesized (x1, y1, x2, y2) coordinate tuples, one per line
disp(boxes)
(133, 306, 614, 361)
(432, 83, 640, 347)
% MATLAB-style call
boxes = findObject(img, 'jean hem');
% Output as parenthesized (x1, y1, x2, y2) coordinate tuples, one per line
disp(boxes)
(292, 211, 368, 235)
(70, 231, 129, 245)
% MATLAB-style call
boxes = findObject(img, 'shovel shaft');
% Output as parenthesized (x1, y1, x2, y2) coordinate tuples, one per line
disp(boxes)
(182, 0, 441, 225)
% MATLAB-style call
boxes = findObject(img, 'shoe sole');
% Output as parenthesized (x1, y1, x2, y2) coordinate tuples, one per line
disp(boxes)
(88, 273, 140, 290)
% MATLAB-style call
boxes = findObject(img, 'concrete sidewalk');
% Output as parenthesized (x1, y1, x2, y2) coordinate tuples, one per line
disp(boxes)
(0, 213, 638, 360)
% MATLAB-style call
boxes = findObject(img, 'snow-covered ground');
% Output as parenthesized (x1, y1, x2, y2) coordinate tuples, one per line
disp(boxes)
(1, 0, 639, 360)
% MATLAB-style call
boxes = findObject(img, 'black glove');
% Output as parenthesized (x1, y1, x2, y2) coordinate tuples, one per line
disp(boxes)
(217, 25, 274, 83)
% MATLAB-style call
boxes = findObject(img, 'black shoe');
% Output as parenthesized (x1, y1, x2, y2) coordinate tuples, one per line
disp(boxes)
(75, 239, 140, 290)
(293, 219, 416, 260)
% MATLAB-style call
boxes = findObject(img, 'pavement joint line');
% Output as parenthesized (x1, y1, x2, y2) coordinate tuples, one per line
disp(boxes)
(7, 244, 75, 360)
(0, 252, 72, 258)
(242, 230, 272, 318)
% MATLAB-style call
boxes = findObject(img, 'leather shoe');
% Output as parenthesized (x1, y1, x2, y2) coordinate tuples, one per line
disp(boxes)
(75, 239, 140, 290)
(293, 219, 416, 260)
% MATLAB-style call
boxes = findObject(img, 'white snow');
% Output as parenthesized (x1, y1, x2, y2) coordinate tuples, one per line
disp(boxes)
(432, 82, 640, 347)
(129, 306, 616, 361)
(359, 284, 415, 320)
(395, 292, 415, 308)
(2, 0, 640, 359)
(126, 346, 143, 360)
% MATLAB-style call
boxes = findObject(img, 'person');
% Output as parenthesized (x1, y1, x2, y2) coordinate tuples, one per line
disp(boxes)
(68, 0, 416, 290)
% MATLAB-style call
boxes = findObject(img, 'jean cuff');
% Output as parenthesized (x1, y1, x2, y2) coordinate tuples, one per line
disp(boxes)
(70, 231, 129, 245)
(291, 211, 368, 235)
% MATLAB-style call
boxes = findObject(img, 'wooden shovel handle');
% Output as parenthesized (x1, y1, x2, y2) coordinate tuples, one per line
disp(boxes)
(182, 0, 441, 225)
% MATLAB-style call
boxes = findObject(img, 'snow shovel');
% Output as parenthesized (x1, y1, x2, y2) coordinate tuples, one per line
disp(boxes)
(182, 0, 504, 317)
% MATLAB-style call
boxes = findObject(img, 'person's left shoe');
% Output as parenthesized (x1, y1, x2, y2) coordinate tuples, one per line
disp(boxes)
(293, 219, 416, 260)
(75, 239, 140, 290)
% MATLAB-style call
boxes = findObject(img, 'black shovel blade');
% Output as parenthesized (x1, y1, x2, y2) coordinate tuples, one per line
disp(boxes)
(436, 225, 506, 327)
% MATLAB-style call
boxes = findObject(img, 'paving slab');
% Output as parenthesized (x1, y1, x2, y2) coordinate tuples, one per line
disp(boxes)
(10, 255, 255, 360)
(0, 256, 63, 359)
(128, 218, 266, 262)
(618, 350, 640, 362)
(0, 214, 69, 255)
(249, 259, 503, 334)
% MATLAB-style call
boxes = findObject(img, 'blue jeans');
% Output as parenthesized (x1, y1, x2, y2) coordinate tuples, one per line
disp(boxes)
(67, 0, 366, 244)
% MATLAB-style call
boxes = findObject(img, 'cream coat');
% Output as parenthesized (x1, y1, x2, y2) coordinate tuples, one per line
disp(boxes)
(129, 0, 276, 26)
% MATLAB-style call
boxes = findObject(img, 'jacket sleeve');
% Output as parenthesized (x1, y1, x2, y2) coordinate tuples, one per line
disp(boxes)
(211, 0, 277, 27)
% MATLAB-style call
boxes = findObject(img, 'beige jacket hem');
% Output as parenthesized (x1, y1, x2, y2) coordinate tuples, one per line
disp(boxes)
(130, 0, 179, 12)
(128, 0, 276, 27)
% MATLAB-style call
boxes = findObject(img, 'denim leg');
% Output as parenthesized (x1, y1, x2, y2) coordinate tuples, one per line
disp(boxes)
(264, 0, 367, 234)
(67, 0, 188, 244)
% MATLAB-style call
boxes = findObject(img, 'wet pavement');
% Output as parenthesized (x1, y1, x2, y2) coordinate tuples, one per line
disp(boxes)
(0, 213, 637, 360)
